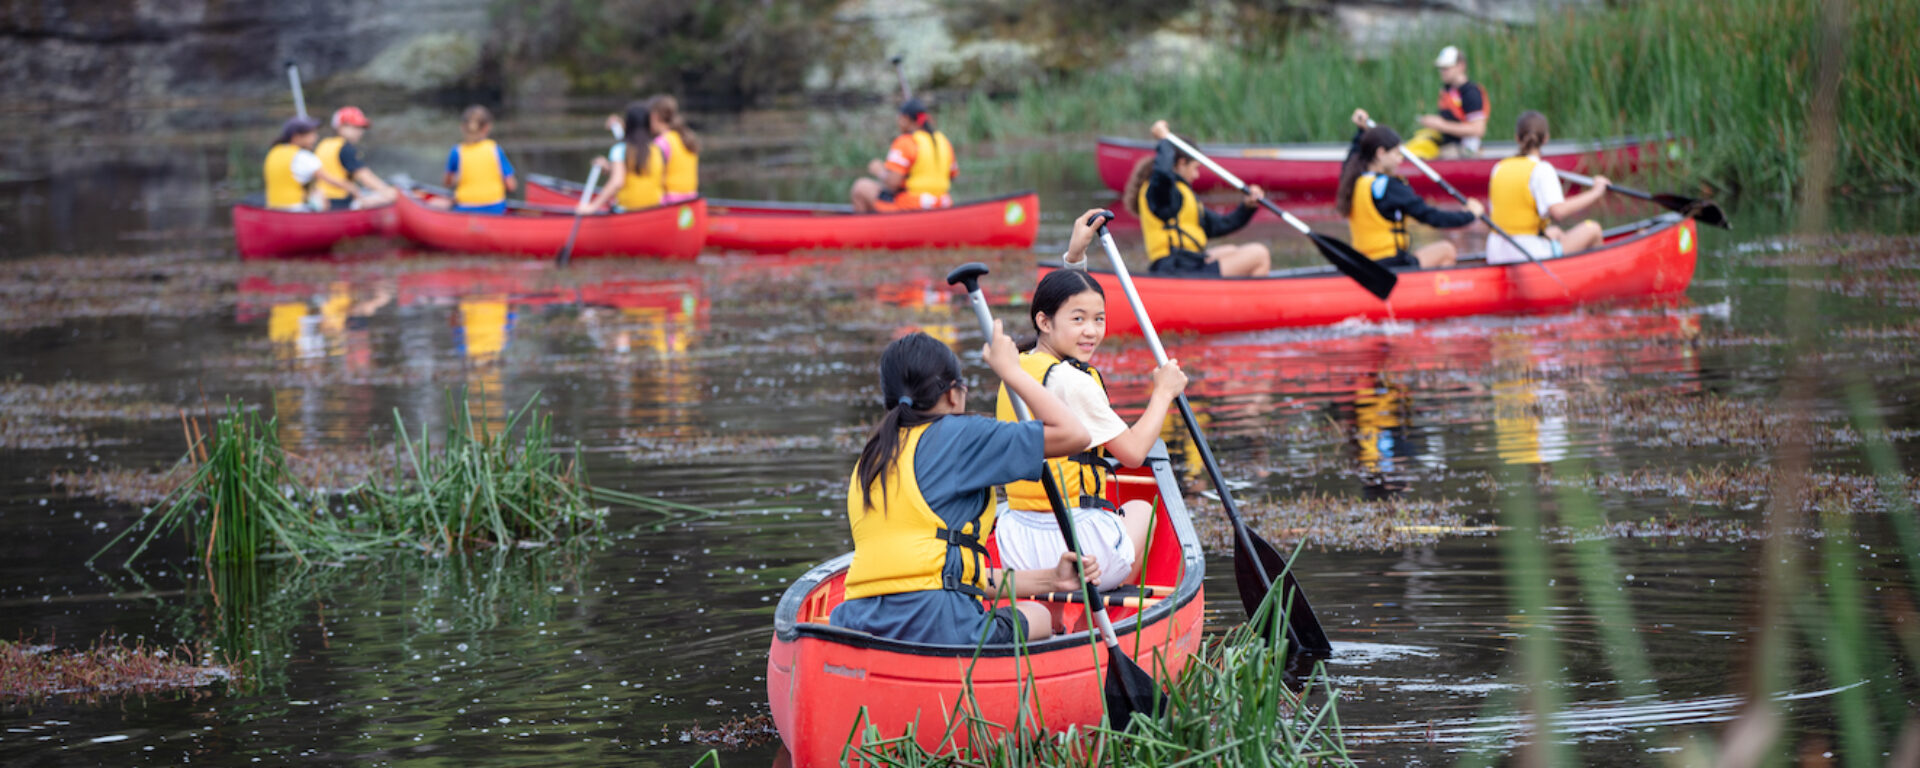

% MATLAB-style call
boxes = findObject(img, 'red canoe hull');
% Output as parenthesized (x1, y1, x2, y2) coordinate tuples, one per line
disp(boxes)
(767, 458, 1206, 767)
(1095, 135, 1668, 196)
(524, 176, 1037, 253)
(231, 204, 397, 258)
(1044, 216, 1699, 336)
(393, 192, 706, 259)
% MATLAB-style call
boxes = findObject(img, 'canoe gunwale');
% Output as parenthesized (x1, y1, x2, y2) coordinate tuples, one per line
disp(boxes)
(771, 441, 1204, 658)
(1096, 133, 1670, 161)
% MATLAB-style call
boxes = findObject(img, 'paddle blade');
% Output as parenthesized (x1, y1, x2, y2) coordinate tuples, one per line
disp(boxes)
(1309, 233, 1397, 300)
(1234, 531, 1333, 658)
(1102, 645, 1164, 731)
(1656, 194, 1731, 229)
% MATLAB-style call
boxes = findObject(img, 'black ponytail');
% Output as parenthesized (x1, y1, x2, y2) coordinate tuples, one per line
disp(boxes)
(1336, 125, 1403, 217)
(855, 333, 966, 509)
(1019, 269, 1105, 351)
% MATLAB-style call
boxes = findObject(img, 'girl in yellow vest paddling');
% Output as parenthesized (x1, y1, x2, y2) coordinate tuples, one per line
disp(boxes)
(1123, 121, 1271, 277)
(1339, 109, 1483, 269)
(830, 330, 1096, 645)
(1485, 111, 1610, 265)
(994, 209, 1190, 600)
(581, 95, 701, 214)
(850, 99, 956, 213)
(440, 106, 517, 215)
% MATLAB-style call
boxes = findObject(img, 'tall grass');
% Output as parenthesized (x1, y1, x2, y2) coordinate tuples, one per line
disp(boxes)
(827, 0, 1916, 196)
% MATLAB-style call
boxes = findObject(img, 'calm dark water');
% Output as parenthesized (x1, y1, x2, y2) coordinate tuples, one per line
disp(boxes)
(1, 103, 1916, 766)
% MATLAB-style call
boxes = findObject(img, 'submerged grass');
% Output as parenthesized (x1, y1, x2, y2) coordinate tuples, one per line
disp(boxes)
(90, 388, 718, 567)
(1, 636, 232, 705)
(822, 0, 1916, 195)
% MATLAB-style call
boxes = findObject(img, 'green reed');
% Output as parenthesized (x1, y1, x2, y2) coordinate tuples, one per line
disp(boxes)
(823, 0, 1916, 196)
(838, 579, 1351, 767)
(92, 389, 718, 567)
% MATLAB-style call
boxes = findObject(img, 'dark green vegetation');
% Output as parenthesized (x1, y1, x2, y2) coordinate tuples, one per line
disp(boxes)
(846, 0, 1916, 196)
(91, 391, 707, 566)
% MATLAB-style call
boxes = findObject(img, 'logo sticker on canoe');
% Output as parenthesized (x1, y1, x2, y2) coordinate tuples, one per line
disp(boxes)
(1678, 226, 1693, 254)
(677, 205, 695, 230)
(1004, 201, 1025, 227)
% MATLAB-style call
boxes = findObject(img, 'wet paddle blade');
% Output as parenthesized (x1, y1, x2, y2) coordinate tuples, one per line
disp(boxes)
(1102, 642, 1164, 731)
(1233, 530, 1333, 657)
(1309, 232, 1397, 300)
(1656, 194, 1732, 229)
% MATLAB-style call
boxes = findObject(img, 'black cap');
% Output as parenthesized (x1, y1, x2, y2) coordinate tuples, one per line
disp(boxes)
(899, 98, 927, 118)
(282, 116, 320, 134)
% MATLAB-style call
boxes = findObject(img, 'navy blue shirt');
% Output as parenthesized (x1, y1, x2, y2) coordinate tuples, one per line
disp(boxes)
(830, 415, 1044, 646)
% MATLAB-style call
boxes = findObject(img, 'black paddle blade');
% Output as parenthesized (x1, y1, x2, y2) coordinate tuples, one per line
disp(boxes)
(1309, 232, 1397, 300)
(1233, 531, 1333, 658)
(1655, 194, 1732, 229)
(1102, 645, 1164, 732)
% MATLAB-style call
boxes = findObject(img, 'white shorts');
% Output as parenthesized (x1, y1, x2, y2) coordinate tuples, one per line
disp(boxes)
(1486, 233, 1562, 265)
(995, 504, 1137, 593)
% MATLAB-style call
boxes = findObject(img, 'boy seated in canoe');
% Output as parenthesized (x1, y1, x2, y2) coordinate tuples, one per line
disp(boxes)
(1485, 111, 1611, 265)
(262, 117, 363, 212)
(993, 209, 1189, 612)
(1404, 45, 1489, 160)
(830, 329, 1096, 645)
(440, 105, 518, 214)
(1339, 109, 1484, 269)
(313, 106, 396, 210)
(1123, 121, 1271, 278)
(849, 99, 956, 214)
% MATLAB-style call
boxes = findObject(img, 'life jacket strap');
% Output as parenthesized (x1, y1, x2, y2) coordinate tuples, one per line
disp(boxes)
(1077, 495, 1119, 513)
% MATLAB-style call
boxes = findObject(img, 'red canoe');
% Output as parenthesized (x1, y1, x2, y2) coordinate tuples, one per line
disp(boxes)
(767, 448, 1206, 767)
(392, 191, 706, 259)
(1042, 214, 1698, 336)
(1095, 135, 1670, 197)
(524, 174, 1038, 253)
(231, 204, 397, 258)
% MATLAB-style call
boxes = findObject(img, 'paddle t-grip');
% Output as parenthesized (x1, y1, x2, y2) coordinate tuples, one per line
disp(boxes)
(944, 262, 989, 295)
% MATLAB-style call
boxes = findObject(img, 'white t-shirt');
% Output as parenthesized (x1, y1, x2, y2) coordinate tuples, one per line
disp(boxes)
(1487, 157, 1567, 265)
(289, 149, 321, 184)
(1042, 360, 1129, 452)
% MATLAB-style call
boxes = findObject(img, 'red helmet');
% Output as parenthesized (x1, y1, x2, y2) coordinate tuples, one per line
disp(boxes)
(331, 106, 370, 128)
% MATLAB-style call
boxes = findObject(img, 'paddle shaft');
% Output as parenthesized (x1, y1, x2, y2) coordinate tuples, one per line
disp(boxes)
(1555, 169, 1650, 202)
(1160, 133, 1315, 236)
(958, 285, 1129, 653)
(1032, 591, 1161, 609)
(1092, 227, 1275, 591)
(890, 56, 912, 101)
(557, 163, 604, 266)
(1369, 119, 1569, 292)
(285, 62, 308, 120)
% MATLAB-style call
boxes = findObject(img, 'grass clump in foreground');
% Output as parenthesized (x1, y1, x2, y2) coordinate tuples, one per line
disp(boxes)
(829, 0, 1914, 197)
(92, 389, 707, 567)
(839, 598, 1349, 767)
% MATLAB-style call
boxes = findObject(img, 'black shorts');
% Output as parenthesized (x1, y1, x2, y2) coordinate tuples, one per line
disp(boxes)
(876, 188, 897, 203)
(326, 197, 355, 211)
(1377, 251, 1419, 269)
(978, 605, 1028, 644)
(1148, 249, 1222, 277)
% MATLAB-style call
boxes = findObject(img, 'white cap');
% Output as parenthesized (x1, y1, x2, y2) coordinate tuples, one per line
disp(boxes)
(1434, 45, 1463, 68)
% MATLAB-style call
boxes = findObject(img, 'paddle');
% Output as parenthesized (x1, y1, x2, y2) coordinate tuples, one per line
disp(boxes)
(1085, 211, 1334, 660)
(557, 163, 604, 267)
(284, 61, 308, 120)
(1158, 131, 1396, 300)
(1555, 169, 1730, 230)
(946, 261, 1162, 731)
(890, 55, 912, 100)
(1363, 117, 1569, 294)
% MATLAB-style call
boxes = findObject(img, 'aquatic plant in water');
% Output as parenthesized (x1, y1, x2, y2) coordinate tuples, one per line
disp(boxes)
(0, 637, 232, 705)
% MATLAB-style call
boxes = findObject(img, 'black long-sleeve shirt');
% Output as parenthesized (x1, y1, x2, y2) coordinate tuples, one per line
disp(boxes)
(1343, 129, 1475, 229)
(1143, 139, 1256, 239)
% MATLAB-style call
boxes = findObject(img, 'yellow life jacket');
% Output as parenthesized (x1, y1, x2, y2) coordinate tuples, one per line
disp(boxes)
(618, 141, 666, 210)
(902, 129, 954, 200)
(1489, 156, 1550, 236)
(842, 422, 994, 601)
(453, 139, 507, 206)
(660, 131, 698, 196)
(1349, 173, 1409, 260)
(314, 137, 351, 201)
(262, 143, 308, 208)
(994, 350, 1111, 512)
(1137, 178, 1206, 262)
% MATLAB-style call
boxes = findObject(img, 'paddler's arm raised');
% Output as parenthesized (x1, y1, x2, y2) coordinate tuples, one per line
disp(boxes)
(1059, 207, 1107, 269)
(1142, 121, 1182, 222)
(984, 318, 1088, 457)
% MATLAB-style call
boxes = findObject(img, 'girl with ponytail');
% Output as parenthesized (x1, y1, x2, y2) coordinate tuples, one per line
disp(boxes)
(1484, 110, 1611, 265)
(1339, 108, 1483, 269)
(831, 326, 1095, 646)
